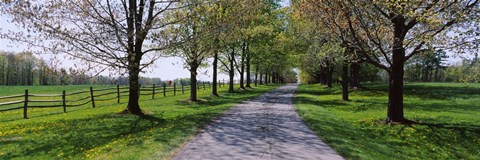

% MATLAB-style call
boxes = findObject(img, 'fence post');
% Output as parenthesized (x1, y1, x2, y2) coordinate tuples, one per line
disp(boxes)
(152, 84, 155, 99)
(163, 83, 166, 97)
(182, 84, 184, 94)
(117, 85, 120, 103)
(23, 89, 28, 119)
(62, 90, 66, 113)
(203, 82, 205, 90)
(174, 83, 176, 96)
(90, 86, 95, 108)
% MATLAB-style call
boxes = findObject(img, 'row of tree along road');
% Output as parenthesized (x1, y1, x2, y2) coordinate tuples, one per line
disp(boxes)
(2, 1, 478, 123)
(0, 0, 296, 115)
(290, 0, 479, 123)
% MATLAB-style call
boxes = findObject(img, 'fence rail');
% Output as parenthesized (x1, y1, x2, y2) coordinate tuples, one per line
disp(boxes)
(0, 94, 24, 100)
(0, 81, 220, 119)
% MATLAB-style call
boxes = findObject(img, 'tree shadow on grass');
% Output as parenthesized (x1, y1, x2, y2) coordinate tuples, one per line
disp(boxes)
(294, 85, 337, 96)
(403, 84, 480, 100)
(130, 114, 167, 132)
(408, 120, 480, 157)
(294, 85, 353, 109)
(294, 96, 348, 108)
(412, 121, 480, 135)
(1, 113, 169, 159)
(405, 101, 480, 113)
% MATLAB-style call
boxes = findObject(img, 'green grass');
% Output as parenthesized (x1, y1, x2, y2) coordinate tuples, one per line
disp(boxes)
(0, 85, 129, 122)
(294, 82, 480, 160)
(0, 84, 279, 159)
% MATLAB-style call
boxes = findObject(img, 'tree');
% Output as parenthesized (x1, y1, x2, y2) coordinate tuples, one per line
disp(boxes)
(296, 0, 480, 123)
(168, 0, 214, 101)
(348, 0, 479, 122)
(2, 0, 182, 115)
(405, 49, 448, 82)
(206, 1, 223, 96)
(291, 1, 352, 99)
(219, 44, 237, 93)
(0, 53, 6, 85)
(212, 0, 269, 92)
(0, 51, 38, 85)
(233, 41, 248, 89)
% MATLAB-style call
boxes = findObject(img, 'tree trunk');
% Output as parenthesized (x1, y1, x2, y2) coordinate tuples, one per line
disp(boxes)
(317, 69, 324, 84)
(275, 72, 279, 83)
(228, 47, 235, 93)
(268, 72, 273, 83)
(326, 66, 333, 88)
(387, 61, 405, 122)
(190, 63, 198, 101)
(350, 62, 360, 88)
(342, 61, 349, 101)
(239, 42, 246, 89)
(240, 59, 245, 89)
(267, 72, 271, 84)
(264, 72, 268, 84)
(259, 71, 263, 85)
(422, 68, 427, 82)
(246, 47, 251, 88)
(272, 72, 275, 83)
(254, 65, 258, 86)
(387, 17, 407, 123)
(269, 72, 272, 83)
(273, 72, 277, 83)
(428, 68, 433, 82)
(212, 52, 219, 96)
(125, 59, 143, 115)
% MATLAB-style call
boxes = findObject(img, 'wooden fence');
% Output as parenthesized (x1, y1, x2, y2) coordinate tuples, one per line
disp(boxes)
(0, 81, 223, 119)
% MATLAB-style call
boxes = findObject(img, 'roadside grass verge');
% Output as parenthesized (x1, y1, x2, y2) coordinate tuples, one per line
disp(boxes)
(293, 83, 480, 160)
(0, 84, 278, 159)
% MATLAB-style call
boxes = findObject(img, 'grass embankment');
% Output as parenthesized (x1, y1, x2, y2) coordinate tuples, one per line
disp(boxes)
(294, 83, 480, 160)
(0, 84, 278, 159)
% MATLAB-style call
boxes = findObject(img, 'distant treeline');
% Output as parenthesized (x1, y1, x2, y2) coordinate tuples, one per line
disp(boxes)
(404, 52, 480, 83)
(391, 54, 480, 83)
(300, 50, 480, 84)
(0, 51, 192, 86)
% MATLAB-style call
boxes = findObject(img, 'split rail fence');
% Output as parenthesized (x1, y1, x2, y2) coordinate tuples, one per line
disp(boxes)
(0, 81, 225, 118)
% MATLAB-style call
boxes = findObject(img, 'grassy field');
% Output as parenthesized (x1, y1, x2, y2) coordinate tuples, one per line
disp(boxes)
(0, 85, 130, 122)
(294, 83, 480, 160)
(0, 84, 278, 159)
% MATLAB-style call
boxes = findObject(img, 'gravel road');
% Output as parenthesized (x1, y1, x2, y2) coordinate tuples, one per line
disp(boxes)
(172, 84, 343, 160)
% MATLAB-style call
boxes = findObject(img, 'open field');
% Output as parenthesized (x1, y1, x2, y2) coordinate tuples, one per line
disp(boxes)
(0, 85, 126, 122)
(0, 84, 278, 159)
(294, 83, 480, 160)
